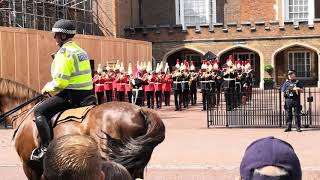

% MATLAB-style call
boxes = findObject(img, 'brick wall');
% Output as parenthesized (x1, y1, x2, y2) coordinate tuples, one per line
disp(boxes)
(141, 0, 176, 25)
(95, 0, 116, 36)
(116, 0, 140, 37)
(224, 0, 241, 23)
(240, 0, 276, 22)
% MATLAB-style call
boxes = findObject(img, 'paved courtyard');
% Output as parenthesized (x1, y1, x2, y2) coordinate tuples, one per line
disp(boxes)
(1, 95, 320, 179)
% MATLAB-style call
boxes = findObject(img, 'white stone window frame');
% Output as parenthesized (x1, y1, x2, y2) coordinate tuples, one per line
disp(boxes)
(288, 51, 312, 79)
(283, 0, 315, 25)
(176, 0, 217, 30)
(233, 52, 257, 72)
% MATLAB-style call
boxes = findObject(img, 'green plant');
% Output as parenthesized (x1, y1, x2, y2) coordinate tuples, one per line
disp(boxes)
(263, 78, 274, 84)
(264, 65, 274, 73)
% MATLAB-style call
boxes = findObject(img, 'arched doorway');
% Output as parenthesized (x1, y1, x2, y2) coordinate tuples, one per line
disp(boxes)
(218, 47, 261, 86)
(274, 45, 319, 87)
(164, 48, 204, 71)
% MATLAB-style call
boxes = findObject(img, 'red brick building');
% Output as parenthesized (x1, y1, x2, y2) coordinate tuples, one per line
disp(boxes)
(117, 0, 320, 88)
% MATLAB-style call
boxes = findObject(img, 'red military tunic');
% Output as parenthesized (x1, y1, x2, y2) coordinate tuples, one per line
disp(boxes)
(116, 74, 127, 92)
(104, 74, 115, 91)
(143, 73, 156, 92)
(93, 74, 106, 92)
(163, 74, 173, 92)
(154, 74, 165, 92)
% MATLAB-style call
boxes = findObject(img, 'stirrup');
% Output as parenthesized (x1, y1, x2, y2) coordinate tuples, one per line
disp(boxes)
(30, 147, 47, 161)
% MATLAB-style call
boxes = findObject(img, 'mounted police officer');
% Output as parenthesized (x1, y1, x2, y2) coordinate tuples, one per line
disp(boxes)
(281, 70, 304, 132)
(31, 19, 94, 161)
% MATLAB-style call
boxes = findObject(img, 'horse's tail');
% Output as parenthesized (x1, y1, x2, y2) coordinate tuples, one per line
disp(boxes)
(103, 107, 165, 177)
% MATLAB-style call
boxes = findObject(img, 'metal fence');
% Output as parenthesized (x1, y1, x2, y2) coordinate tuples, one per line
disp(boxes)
(207, 88, 320, 128)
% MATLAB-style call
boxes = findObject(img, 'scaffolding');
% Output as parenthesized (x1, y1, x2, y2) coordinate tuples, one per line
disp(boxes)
(0, 0, 99, 35)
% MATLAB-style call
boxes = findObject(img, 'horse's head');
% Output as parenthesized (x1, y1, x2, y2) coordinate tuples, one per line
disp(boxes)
(0, 78, 40, 126)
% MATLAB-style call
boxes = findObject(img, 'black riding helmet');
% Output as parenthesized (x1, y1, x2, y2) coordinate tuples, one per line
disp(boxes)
(52, 19, 76, 44)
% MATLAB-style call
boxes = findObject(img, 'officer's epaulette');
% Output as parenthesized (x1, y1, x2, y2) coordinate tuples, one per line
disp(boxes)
(58, 47, 66, 54)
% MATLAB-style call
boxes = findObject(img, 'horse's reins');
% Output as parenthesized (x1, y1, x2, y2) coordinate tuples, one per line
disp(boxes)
(0, 94, 44, 124)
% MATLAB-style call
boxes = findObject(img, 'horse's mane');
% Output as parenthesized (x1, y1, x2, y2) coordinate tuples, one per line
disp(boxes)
(0, 78, 40, 101)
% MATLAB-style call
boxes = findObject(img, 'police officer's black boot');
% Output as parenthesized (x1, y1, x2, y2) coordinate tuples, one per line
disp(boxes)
(31, 116, 52, 161)
(284, 124, 292, 132)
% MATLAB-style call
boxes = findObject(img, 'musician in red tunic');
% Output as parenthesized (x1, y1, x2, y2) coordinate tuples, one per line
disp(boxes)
(162, 62, 172, 106)
(154, 63, 165, 109)
(143, 62, 156, 109)
(115, 63, 127, 102)
(104, 64, 115, 102)
(126, 63, 133, 103)
(93, 64, 106, 104)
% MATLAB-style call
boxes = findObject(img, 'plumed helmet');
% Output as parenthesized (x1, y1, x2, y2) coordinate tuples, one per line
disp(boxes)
(97, 64, 103, 74)
(52, 19, 76, 35)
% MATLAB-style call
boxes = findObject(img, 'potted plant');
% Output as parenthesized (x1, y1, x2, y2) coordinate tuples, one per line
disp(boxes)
(263, 78, 274, 89)
(264, 64, 274, 74)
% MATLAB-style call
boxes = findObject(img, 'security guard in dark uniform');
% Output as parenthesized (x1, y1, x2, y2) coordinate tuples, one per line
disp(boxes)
(31, 19, 95, 161)
(281, 70, 304, 132)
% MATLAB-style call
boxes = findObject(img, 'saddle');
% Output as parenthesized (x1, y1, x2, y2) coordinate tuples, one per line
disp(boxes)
(52, 105, 95, 127)
(51, 95, 97, 127)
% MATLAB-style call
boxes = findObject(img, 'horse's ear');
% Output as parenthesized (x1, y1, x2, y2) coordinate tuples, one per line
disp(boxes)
(99, 171, 105, 180)
(41, 175, 46, 180)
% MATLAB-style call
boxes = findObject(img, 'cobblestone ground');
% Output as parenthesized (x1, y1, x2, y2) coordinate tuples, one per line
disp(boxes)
(1, 93, 320, 179)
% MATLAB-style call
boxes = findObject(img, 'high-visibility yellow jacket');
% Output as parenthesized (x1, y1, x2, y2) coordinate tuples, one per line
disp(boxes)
(42, 41, 93, 93)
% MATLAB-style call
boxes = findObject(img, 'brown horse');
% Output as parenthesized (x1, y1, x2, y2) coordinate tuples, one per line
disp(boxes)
(0, 78, 165, 180)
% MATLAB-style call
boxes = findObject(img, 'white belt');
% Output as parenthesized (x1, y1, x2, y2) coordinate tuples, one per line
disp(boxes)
(148, 82, 155, 84)
(173, 82, 181, 84)
(155, 83, 162, 85)
(133, 88, 143, 91)
(201, 81, 210, 83)
(224, 78, 236, 81)
(96, 84, 104, 86)
(236, 82, 241, 84)
(105, 82, 113, 84)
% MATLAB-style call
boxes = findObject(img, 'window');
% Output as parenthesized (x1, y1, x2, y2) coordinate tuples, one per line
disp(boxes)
(288, 51, 311, 78)
(234, 52, 256, 72)
(184, 0, 207, 25)
(176, 0, 216, 26)
(288, 0, 309, 20)
(185, 54, 202, 69)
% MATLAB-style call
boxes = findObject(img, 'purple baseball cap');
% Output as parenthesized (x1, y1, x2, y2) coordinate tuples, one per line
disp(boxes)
(240, 137, 301, 180)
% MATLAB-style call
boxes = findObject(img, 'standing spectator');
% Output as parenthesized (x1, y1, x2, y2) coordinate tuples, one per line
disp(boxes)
(42, 135, 105, 180)
(281, 70, 304, 132)
(239, 136, 301, 180)
(102, 161, 132, 180)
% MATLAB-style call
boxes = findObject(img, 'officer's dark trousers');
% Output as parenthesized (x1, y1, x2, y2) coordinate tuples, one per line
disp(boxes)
(201, 89, 207, 110)
(127, 91, 132, 103)
(224, 88, 236, 111)
(132, 90, 144, 106)
(285, 98, 301, 127)
(105, 90, 113, 102)
(146, 91, 154, 109)
(34, 90, 93, 147)
(190, 90, 197, 105)
(96, 92, 104, 104)
(164, 91, 170, 106)
(182, 90, 189, 108)
(174, 90, 182, 110)
(116, 91, 125, 102)
(155, 91, 162, 108)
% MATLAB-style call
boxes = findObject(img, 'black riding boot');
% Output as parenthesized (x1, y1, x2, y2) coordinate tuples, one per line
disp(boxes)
(31, 116, 52, 161)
